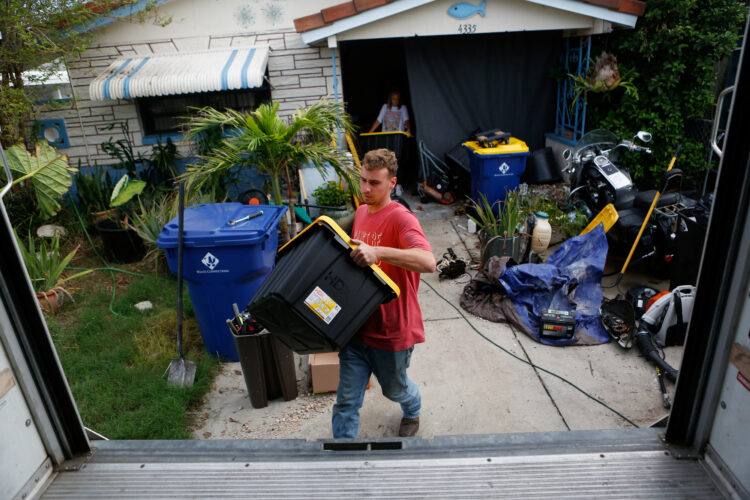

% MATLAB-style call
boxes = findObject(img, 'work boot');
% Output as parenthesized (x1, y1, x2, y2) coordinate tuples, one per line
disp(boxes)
(398, 417, 420, 437)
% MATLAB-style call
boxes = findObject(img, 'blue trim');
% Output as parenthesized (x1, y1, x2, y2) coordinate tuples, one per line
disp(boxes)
(122, 57, 149, 99)
(554, 36, 590, 143)
(103, 58, 132, 100)
(37, 119, 70, 148)
(331, 49, 340, 103)
(33, 98, 74, 105)
(240, 48, 256, 88)
(72, 0, 171, 34)
(142, 132, 183, 146)
(221, 50, 239, 91)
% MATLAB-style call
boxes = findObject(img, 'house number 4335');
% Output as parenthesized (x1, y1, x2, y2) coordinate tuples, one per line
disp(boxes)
(458, 24, 477, 34)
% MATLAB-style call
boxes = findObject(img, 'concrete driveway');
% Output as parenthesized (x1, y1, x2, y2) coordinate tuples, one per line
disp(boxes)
(192, 202, 681, 440)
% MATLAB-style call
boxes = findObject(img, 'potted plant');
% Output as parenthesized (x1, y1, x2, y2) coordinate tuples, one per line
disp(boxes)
(312, 181, 353, 221)
(14, 231, 92, 313)
(181, 100, 359, 243)
(74, 164, 115, 224)
(94, 174, 147, 263)
(468, 189, 524, 266)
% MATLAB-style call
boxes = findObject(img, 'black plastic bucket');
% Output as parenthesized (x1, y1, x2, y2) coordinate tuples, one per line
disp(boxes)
(231, 329, 298, 409)
(523, 147, 562, 184)
(95, 218, 146, 263)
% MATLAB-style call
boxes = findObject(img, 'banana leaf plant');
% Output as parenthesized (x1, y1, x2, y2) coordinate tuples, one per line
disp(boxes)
(3, 142, 77, 219)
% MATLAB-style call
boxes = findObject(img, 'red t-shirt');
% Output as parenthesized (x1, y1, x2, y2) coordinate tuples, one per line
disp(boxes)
(351, 201, 433, 352)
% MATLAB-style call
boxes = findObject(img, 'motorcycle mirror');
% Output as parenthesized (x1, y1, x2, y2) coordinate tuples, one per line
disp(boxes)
(562, 149, 571, 161)
(636, 131, 653, 143)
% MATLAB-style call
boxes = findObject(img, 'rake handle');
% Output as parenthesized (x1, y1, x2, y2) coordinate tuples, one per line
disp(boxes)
(177, 181, 185, 360)
(619, 144, 681, 276)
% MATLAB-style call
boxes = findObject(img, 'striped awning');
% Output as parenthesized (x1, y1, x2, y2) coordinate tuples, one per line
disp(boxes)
(89, 46, 269, 101)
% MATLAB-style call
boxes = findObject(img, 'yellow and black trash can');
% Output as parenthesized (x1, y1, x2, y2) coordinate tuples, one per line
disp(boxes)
(246, 216, 400, 354)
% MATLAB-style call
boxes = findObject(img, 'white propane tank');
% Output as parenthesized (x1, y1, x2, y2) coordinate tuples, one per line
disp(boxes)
(531, 211, 552, 254)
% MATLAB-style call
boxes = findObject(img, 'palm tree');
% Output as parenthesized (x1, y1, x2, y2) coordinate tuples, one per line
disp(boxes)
(181, 100, 358, 241)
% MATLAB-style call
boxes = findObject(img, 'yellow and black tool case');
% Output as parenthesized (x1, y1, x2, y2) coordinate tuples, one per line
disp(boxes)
(246, 216, 400, 354)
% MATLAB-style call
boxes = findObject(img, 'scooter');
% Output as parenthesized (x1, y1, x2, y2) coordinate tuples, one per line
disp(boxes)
(562, 129, 696, 273)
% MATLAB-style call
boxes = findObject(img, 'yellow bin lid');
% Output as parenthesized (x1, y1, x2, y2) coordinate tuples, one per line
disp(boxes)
(463, 137, 529, 155)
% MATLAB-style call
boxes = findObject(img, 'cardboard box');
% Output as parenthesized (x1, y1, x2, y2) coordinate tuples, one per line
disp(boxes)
(309, 352, 340, 394)
(309, 352, 370, 393)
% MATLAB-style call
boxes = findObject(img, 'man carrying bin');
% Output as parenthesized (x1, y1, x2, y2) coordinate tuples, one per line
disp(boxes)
(332, 148, 436, 438)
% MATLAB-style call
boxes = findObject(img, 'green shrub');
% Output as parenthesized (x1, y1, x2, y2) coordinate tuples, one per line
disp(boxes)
(313, 181, 349, 207)
(587, 0, 746, 186)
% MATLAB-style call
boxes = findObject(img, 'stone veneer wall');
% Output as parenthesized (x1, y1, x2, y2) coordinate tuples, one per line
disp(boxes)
(35, 29, 342, 167)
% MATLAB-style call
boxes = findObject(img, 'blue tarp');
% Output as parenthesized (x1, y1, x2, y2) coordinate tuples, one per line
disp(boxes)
(499, 225, 610, 346)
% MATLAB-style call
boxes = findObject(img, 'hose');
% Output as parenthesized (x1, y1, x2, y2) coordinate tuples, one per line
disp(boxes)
(421, 279, 639, 428)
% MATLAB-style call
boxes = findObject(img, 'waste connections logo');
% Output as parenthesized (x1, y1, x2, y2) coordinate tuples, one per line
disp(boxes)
(202, 252, 219, 269)
(197, 252, 228, 274)
(498, 162, 511, 175)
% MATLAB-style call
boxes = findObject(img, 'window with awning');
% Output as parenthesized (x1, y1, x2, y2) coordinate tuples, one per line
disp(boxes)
(89, 46, 270, 101)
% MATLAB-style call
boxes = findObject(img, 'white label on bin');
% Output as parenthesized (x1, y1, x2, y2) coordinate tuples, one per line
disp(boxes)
(498, 162, 511, 175)
(201, 252, 220, 270)
(304, 286, 341, 324)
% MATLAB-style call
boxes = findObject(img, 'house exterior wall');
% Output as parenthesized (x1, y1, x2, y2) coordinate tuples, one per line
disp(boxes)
(335, 0, 601, 41)
(35, 0, 345, 167)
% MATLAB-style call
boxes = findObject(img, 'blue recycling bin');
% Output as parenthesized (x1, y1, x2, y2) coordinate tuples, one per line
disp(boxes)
(463, 137, 530, 205)
(157, 203, 287, 361)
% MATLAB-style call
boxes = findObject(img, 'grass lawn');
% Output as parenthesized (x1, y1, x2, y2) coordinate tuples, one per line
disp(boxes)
(45, 250, 220, 440)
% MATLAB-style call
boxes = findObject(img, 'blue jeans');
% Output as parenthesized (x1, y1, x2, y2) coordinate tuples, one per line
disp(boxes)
(331, 338, 421, 438)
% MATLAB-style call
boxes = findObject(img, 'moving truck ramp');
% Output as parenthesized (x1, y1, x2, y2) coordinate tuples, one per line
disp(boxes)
(41, 429, 728, 499)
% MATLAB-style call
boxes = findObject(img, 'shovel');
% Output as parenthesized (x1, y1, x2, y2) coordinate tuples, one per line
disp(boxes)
(168, 181, 196, 387)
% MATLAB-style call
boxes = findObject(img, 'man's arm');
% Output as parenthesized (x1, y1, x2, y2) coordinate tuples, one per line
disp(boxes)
(350, 239, 436, 273)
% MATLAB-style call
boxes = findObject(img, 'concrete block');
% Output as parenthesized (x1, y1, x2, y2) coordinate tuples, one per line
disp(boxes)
(256, 33, 284, 40)
(269, 55, 295, 71)
(300, 77, 326, 87)
(270, 75, 300, 87)
(266, 38, 286, 50)
(132, 44, 153, 55)
(295, 58, 333, 69)
(113, 106, 139, 120)
(89, 58, 114, 68)
(280, 68, 323, 76)
(89, 105, 114, 117)
(230, 35, 257, 47)
(149, 41, 177, 54)
(294, 53, 323, 61)
(271, 86, 327, 99)
(284, 32, 310, 50)
(82, 46, 120, 59)
(209, 37, 232, 49)
(173, 36, 211, 52)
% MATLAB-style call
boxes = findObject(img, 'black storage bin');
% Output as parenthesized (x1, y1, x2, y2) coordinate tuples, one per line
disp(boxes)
(231, 329, 297, 409)
(670, 209, 708, 289)
(523, 147, 562, 184)
(359, 132, 413, 182)
(246, 216, 400, 354)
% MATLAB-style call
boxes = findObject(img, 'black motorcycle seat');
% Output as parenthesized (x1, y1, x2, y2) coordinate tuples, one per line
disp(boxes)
(634, 190, 683, 209)
(614, 190, 637, 210)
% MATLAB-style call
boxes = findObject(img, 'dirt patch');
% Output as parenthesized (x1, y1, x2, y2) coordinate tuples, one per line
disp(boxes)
(190, 362, 336, 440)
